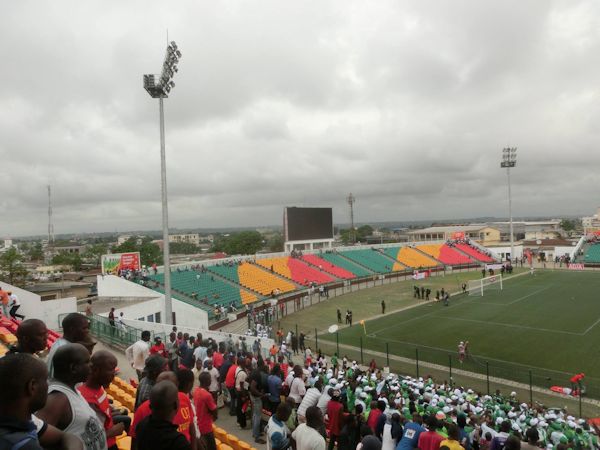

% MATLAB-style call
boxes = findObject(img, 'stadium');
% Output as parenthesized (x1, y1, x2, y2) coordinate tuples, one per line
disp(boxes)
(5, 2, 600, 450)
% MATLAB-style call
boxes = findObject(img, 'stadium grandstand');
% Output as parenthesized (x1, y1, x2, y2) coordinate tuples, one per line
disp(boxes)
(416, 243, 476, 265)
(255, 256, 335, 286)
(337, 248, 406, 273)
(383, 246, 440, 269)
(300, 254, 356, 279)
(147, 270, 258, 307)
(208, 261, 297, 296)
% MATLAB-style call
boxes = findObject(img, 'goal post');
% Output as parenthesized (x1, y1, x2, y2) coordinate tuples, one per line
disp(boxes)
(468, 275, 503, 296)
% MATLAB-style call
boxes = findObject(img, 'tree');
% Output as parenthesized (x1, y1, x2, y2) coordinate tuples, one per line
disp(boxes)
(560, 219, 578, 235)
(83, 243, 108, 267)
(28, 242, 44, 262)
(224, 231, 264, 255)
(267, 234, 284, 252)
(51, 252, 83, 271)
(170, 242, 201, 254)
(0, 248, 29, 287)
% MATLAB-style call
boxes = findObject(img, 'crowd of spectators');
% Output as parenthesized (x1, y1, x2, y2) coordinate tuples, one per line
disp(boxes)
(2, 310, 598, 450)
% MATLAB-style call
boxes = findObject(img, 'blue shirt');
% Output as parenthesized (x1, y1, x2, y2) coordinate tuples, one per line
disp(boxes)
(267, 374, 282, 403)
(396, 422, 424, 450)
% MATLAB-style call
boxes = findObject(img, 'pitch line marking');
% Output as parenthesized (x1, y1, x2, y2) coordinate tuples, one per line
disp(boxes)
(583, 316, 600, 335)
(440, 316, 582, 336)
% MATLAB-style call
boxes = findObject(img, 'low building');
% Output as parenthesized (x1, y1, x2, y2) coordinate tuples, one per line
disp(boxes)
(26, 281, 92, 301)
(408, 225, 501, 244)
(169, 233, 201, 246)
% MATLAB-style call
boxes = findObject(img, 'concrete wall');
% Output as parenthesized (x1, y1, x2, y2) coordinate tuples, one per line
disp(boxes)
(97, 275, 162, 298)
(97, 275, 209, 330)
(0, 282, 76, 330)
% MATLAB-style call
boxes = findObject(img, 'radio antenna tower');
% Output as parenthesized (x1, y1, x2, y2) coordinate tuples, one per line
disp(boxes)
(347, 193, 356, 243)
(47, 185, 54, 243)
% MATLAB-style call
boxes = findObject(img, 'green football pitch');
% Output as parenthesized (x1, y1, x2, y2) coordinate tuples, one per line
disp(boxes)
(278, 269, 600, 395)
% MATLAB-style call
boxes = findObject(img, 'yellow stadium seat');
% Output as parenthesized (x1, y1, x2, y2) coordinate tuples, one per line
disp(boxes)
(226, 434, 239, 450)
(116, 436, 131, 450)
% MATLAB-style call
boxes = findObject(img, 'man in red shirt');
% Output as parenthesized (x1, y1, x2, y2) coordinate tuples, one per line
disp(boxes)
(418, 415, 444, 450)
(326, 390, 343, 450)
(193, 371, 218, 450)
(78, 350, 129, 450)
(131, 371, 197, 450)
(150, 336, 167, 358)
(367, 400, 385, 431)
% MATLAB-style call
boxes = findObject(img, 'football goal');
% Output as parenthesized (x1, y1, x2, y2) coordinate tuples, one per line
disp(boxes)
(468, 275, 503, 296)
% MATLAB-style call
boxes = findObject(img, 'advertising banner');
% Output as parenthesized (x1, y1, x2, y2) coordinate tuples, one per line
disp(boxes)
(568, 263, 585, 271)
(451, 231, 465, 240)
(101, 252, 141, 275)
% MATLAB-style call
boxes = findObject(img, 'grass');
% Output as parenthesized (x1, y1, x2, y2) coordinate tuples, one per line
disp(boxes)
(277, 269, 600, 400)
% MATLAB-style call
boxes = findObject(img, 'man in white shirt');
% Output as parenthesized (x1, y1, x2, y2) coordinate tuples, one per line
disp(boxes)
(288, 365, 306, 406)
(297, 379, 323, 423)
(8, 291, 24, 320)
(291, 406, 326, 450)
(125, 330, 151, 380)
(202, 358, 221, 400)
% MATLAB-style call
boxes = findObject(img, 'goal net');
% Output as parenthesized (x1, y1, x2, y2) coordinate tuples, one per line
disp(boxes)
(468, 275, 503, 296)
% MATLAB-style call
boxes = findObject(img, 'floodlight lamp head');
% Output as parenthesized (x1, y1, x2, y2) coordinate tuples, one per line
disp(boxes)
(170, 41, 178, 50)
(164, 84, 171, 93)
(172, 65, 178, 73)
(176, 50, 182, 58)
(169, 80, 175, 88)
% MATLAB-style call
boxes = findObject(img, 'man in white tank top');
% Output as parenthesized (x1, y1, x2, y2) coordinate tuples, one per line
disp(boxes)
(35, 343, 107, 450)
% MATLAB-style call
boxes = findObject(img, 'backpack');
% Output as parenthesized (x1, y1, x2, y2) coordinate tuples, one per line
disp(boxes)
(0, 426, 39, 450)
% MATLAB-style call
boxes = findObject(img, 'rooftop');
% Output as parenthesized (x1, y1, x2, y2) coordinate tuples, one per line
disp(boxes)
(27, 281, 92, 293)
(408, 224, 494, 234)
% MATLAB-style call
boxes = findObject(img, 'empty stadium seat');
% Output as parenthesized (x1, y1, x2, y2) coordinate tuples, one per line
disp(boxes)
(319, 253, 372, 277)
(454, 243, 495, 263)
(383, 247, 440, 269)
(301, 254, 356, 279)
(416, 244, 474, 265)
(339, 249, 405, 274)
(584, 244, 600, 263)
(256, 257, 335, 285)
(209, 263, 296, 296)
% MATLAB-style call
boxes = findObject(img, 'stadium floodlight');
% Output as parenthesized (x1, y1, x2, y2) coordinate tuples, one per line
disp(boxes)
(500, 147, 517, 262)
(143, 41, 182, 325)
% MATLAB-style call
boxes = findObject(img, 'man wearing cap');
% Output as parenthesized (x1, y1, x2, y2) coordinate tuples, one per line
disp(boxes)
(135, 354, 167, 410)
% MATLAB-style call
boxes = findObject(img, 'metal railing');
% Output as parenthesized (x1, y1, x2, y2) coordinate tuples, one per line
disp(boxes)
(57, 313, 166, 347)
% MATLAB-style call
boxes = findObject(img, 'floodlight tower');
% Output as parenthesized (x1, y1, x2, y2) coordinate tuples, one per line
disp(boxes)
(143, 41, 182, 325)
(347, 193, 356, 244)
(500, 147, 517, 262)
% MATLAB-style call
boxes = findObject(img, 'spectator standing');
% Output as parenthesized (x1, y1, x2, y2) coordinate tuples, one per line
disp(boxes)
(267, 364, 283, 413)
(202, 358, 221, 402)
(166, 332, 179, 371)
(150, 337, 167, 358)
(35, 344, 107, 450)
(46, 313, 91, 378)
(291, 406, 326, 450)
(267, 403, 292, 450)
(418, 416, 444, 450)
(326, 390, 343, 450)
(396, 414, 424, 450)
(130, 371, 197, 450)
(0, 287, 9, 316)
(440, 424, 466, 450)
(78, 351, 128, 450)
(134, 381, 191, 450)
(135, 355, 167, 410)
(288, 365, 307, 407)
(193, 372, 218, 450)
(125, 330, 151, 380)
(85, 300, 93, 317)
(297, 380, 323, 424)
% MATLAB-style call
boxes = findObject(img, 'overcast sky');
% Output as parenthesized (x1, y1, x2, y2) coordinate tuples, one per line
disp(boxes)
(2, 1, 600, 237)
